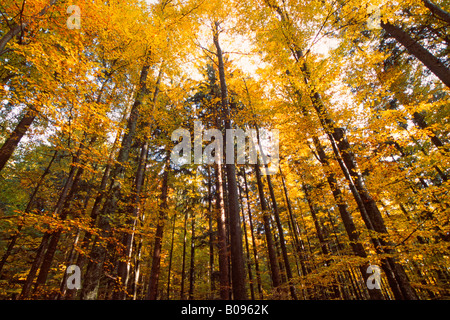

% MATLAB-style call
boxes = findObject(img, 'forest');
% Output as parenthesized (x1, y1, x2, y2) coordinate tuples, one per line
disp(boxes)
(0, 0, 449, 300)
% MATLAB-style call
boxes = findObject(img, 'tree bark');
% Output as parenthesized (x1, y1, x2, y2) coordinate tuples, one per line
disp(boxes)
(115, 67, 163, 299)
(188, 211, 195, 300)
(310, 136, 385, 300)
(242, 169, 264, 299)
(0, 108, 37, 172)
(380, 21, 450, 88)
(265, 174, 297, 299)
(166, 213, 176, 299)
(212, 22, 247, 300)
(80, 62, 151, 300)
(214, 163, 230, 300)
(207, 167, 216, 296)
(0, 149, 57, 275)
(254, 163, 282, 290)
(146, 158, 170, 300)
(237, 179, 255, 300)
(421, 0, 450, 24)
(180, 207, 188, 300)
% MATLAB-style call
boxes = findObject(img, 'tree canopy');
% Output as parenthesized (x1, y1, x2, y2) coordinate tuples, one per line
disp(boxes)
(0, 0, 449, 300)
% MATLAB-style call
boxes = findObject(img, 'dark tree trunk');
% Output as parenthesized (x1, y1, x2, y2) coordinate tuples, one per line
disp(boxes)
(310, 136, 385, 300)
(0, 108, 37, 172)
(242, 169, 264, 299)
(114, 140, 149, 299)
(166, 214, 176, 299)
(207, 167, 216, 296)
(254, 163, 282, 290)
(214, 164, 230, 300)
(146, 159, 170, 300)
(265, 174, 297, 299)
(80, 63, 151, 300)
(0, 150, 57, 275)
(421, 0, 450, 24)
(237, 179, 255, 300)
(212, 22, 247, 300)
(180, 208, 188, 300)
(380, 21, 450, 88)
(188, 211, 195, 300)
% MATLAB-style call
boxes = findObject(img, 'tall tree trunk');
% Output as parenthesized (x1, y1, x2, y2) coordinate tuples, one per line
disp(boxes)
(380, 21, 450, 88)
(188, 211, 195, 300)
(115, 67, 162, 299)
(180, 208, 188, 300)
(212, 21, 248, 300)
(242, 169, 264, 299)
(278, 168, 310, 280)
(0, 149, 57, 275)
(310, 136, 385, 300)
(237, 180, 255, 300)
(33, 160, 85, 293)
(265, 174, 297, 299)
(69, 97, 129, 298)
(57, 228, 81, 299)
(18, 232, 50, 299)
(214, 163, 230, 300)
(207, 167, 216, 296)
(80, 62, 151, 300)
(146, 158, 170, 300)
(254, 163, 282, 290)
(20, 139, 86, 299)
(114, 141, 149, 299)
(166, 213, 176, 300)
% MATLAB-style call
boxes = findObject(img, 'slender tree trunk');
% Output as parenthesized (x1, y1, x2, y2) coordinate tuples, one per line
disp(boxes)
(214, 163, 230, 300)
(57, 229, 80, 299)
(33, 160, 85, 293)
(310, 136, 385, 300)
(80, 62, 151, 300)
(21, 139, 86, 299)
(254, 163, 282, 290)
(69, 99, 128, 298)
(212, 22, 247, 300)
(19, 232, 51, 299)
(114, 141, 149, 299)
(242, 169, 264, 299)
(237, 180, 255, 300)
(180, 208, 188, 300)
(278, 168, 310, 281)
(166, 214, 176, 300)
(207, 167, 216, 296)
(0, 150, 57, 275)
(265, 173, 297, 300)
(146, 158, 170, 300)
(188, 211, 195, 300)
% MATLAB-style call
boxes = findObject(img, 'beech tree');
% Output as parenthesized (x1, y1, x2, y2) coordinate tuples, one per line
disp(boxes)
(0, 0, 448, 300)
